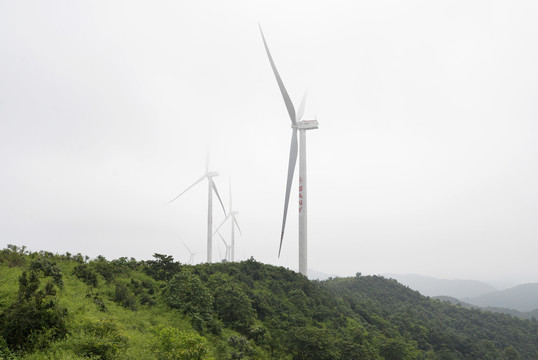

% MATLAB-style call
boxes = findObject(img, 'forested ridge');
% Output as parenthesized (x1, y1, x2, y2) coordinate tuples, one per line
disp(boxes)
(1, 245, 537, 359)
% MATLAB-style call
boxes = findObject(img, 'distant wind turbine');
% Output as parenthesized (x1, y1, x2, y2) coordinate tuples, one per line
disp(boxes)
(168, 157, 227, 263)
(259, 25, 319, 276)
(179, 236, 196, 265)
(213, 178, 242, 262)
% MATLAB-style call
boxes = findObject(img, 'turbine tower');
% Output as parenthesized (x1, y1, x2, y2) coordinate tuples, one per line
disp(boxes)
(168, 158, 226, 263)
(213, 179, 242, 262)
(259, 25, 319, 276)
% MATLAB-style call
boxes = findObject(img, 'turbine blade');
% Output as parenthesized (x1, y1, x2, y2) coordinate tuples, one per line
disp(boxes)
(233, 216, 243, 237)
(259, 24, 296, 125)
(279, 128, 298, 257)
(167, 174, 206, 204)
(296, 91, 308, 121)
(212, 180, 227, 217)
(215, 226, 228, 246)
(229, 175, 232, 212)
(212, 215, 231, 236)
(179, 236, 193, 255)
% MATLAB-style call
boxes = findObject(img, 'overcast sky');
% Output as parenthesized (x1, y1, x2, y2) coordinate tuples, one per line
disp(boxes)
(1, 0, 538, 285)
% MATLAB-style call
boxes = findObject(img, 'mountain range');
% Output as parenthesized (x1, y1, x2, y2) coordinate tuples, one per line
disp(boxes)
(386, 273, 538, 315)
(463, 283, 538, 312)
(384, 273, 498, 298)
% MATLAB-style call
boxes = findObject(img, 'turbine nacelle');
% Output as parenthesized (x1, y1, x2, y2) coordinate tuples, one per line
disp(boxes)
(295, 120, 319, 130)
(206, 171, 219, 178)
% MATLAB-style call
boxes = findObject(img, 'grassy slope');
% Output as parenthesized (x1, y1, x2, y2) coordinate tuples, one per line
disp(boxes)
(1, 250, 538, 359)
(0, 259, 215, 360)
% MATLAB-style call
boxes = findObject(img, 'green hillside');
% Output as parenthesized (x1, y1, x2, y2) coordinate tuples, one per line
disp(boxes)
(1, 245, 537, 359)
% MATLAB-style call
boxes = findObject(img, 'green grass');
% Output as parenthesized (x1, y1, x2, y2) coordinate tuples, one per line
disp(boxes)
(0, 264, 22, 310)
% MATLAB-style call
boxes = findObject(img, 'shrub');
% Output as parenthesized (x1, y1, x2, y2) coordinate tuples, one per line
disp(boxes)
(0, 245, 27, 268)
(113, 283, 137, 310)
(152, 326, 213, 360)
(29, 258, 63, 288)
(72, 264, 98, 288)
(0, 270, 68, 352)
(227, 335, 255, 359)
(0, 336, 19, 359)
(69, 319, 128, 360)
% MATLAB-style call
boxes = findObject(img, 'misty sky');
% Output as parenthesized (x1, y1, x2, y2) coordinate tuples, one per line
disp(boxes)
(1, 0, 538, 285)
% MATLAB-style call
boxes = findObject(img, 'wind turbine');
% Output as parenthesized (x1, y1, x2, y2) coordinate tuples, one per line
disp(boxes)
(168, 157, 227, 263)
(213, 179, 242, 262)
(221, 237, 232, 262)
(214, 225, 230, 262)
(179, 237, 196, 265)
(259, 25, 319, 276)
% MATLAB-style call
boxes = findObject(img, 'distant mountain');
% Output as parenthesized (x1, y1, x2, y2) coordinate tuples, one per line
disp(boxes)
(384, 273, 497, 299)
(463, 283, 538, 312)
(434, 295, 538, 320)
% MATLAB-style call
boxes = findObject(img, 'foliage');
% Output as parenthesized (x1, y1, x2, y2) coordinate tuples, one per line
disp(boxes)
(287, 327, 339, 360)
(164, 271, 218, 333)
(151, 325, 213, 360)
(0, 269, 68, 352)
(0, 336, 19, 359)
(0, 245, 27, 268)
(113, 282, 137, 310)
(227, 335, 255, 359)
(213, 282, 255, 333)
(68, 318, 128, 360)
(72, 263, 98, 288)
(2, 246, 538, 359)
(144, 253, 181, 281)
(29, 257, 64, 288)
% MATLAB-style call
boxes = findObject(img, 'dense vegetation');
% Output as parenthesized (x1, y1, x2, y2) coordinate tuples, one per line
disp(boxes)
(1, 245, 537, 359)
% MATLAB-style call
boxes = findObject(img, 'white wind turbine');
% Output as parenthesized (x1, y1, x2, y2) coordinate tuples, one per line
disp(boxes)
(179, 237, 196, 265)
(259, 25, 319, 276)
(213, 179, 242, 262)
(212, 224, 231, 262)
(168, 157, 227, 263)
(219, 236, 232, 262)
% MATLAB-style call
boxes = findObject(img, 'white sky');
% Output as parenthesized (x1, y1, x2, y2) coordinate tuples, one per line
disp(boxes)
(1, 0, 538, 284)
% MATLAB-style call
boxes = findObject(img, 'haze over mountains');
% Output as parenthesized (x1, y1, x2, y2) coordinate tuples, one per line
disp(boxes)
(463, 283, 538, 312)
(386, 273, 538, 316)
(385, 273, 498, 299)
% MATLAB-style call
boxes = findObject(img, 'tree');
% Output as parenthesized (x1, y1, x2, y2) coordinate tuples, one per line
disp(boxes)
(164, 271, 216, 332)
(165, 271, 213, 315)
(503, 346, 520, 360)
(213, 282, 254, 333)
(288, 327, 339, 360)
(0, 270, 67, 351)
(72, 263, 98, 288)
(145, 253, 180, 281)
(379, 338, 413, 360)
